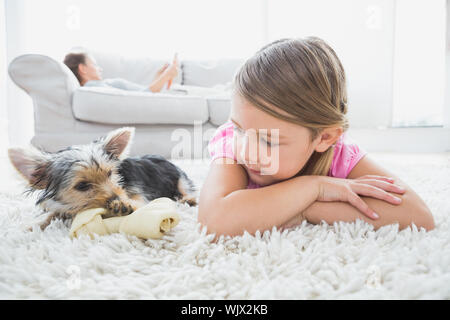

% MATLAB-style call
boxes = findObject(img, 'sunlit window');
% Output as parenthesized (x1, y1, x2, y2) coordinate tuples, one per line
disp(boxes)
(392, 0, 446, 127)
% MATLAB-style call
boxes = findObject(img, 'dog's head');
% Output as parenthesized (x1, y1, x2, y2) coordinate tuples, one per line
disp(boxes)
(8, 127, 136, 216)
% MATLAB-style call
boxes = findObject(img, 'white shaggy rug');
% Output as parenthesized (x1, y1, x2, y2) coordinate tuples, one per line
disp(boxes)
(1, 153, 449, 299)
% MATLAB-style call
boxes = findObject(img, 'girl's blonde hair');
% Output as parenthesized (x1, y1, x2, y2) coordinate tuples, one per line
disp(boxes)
(234, 37, 349, 177)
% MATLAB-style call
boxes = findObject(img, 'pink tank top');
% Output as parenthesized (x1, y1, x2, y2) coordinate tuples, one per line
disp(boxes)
(207, 120, 368, 189)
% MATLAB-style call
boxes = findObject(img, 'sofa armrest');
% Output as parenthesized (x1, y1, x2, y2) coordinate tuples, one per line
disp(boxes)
(8, 54, 79, 130)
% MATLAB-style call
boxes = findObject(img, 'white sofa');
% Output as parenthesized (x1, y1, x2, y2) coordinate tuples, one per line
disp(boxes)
(8, 52, 243, 158)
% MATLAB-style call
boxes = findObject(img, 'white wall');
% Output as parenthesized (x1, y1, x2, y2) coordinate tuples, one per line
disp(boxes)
(0, 0, 9, 153)
(445, 0, 450, 128)
(5, 0, 34, 147)
(7, 0, 265, 60)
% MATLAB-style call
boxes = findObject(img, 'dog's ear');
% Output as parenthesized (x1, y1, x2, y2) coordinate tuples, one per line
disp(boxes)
(101, 127, 135, 159)
(8, 147, 50, 189)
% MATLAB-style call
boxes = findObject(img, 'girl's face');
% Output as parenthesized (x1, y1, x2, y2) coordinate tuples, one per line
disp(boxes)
(230, 93, 331, 187)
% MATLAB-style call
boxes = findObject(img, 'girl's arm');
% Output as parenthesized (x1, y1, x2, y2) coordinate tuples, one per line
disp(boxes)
(198, 158, 320, 238)
(300, 155, 435, 231)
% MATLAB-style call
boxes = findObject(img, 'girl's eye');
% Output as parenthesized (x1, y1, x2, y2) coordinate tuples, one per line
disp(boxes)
(260, 138, 273, 147)
(260, 135, 278, 147)
(75, 181, 91, 192)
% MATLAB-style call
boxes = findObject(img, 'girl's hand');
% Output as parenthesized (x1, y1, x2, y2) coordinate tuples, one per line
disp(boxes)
(316, 175, 406, 220)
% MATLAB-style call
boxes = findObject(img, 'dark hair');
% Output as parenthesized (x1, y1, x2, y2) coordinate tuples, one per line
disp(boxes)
(63, 52, 88, 84)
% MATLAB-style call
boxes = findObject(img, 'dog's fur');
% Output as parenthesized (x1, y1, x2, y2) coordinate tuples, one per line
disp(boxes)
(8, 127, 197, 230)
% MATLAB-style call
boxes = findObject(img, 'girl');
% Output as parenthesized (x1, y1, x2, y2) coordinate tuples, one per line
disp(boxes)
(198, 37, 434, 239)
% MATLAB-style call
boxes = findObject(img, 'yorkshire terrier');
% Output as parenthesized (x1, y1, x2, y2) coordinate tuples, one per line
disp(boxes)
(8, 127, 197, 230)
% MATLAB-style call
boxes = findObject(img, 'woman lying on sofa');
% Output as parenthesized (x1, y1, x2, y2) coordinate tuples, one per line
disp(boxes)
(63, 52, 179, 93)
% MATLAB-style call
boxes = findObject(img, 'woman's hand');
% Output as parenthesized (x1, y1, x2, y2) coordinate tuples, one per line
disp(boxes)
(155, 63, 170, 79)
(149, 54, 179, 92)
(316, 175, 406, 220)
(163, 53, 179, 82)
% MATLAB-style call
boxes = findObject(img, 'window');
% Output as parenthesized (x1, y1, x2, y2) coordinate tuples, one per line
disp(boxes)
(267, 0, 448, 129)
(392, 0, 447, 127)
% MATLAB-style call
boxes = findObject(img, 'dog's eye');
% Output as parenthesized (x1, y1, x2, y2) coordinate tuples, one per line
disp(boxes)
(74, 181, 91, 192)
(107, 170, 112, 178)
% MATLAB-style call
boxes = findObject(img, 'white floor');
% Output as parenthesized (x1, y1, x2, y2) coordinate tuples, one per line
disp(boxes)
(1, 148, 450, 299)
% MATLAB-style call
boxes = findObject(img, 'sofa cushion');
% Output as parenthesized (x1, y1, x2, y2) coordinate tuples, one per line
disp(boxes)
(182, 59, 244, 87)
(206, 96, 232, 126)
(89, 50, 183, 87)
(168, 84, 232, 126)
(72, 87, 209, 125)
